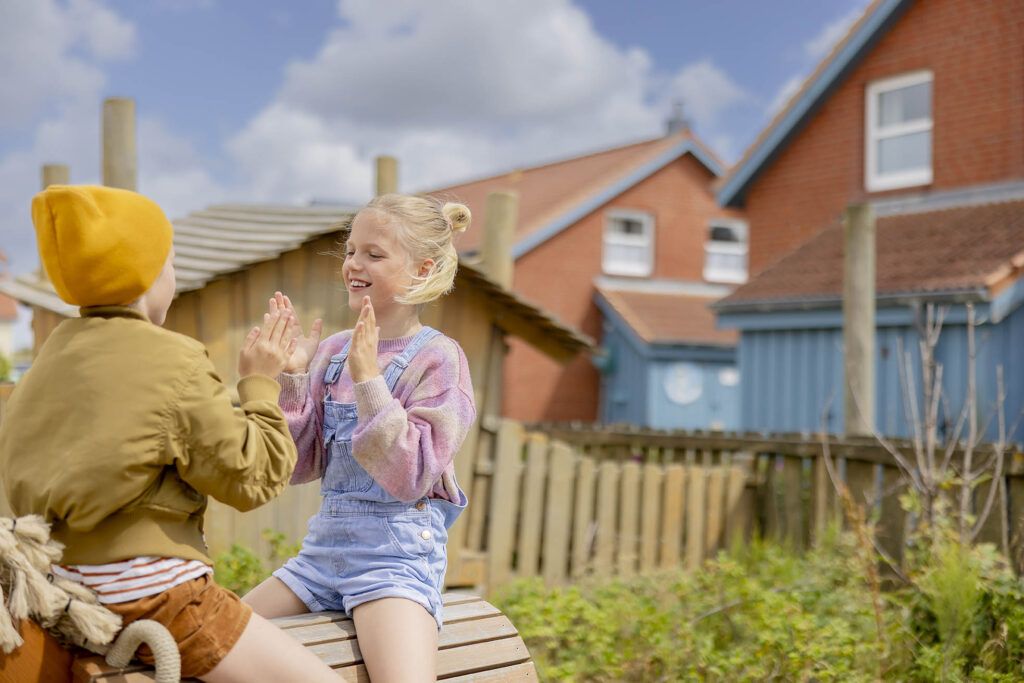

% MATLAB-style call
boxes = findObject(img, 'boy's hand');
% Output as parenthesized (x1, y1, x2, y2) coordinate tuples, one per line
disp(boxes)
(348, 296, 380, 384)
(238, 310, 298, 378)
(270, 291, 322, 373)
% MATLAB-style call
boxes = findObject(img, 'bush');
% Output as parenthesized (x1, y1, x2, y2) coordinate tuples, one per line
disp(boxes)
(213, 528, 300, 595)
(492, 529, 1024, 681)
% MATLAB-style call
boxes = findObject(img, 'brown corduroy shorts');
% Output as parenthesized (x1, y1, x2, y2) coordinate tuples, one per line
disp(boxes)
(105, 573, 252, 678)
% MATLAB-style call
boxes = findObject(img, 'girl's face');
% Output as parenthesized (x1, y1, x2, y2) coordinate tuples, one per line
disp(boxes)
(342, 210, 422, 320)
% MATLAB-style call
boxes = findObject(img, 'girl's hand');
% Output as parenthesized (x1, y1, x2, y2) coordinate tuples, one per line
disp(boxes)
(270, 291, 322, 374)
(348, 296, 380, 384)
(238, 310, 298, 378)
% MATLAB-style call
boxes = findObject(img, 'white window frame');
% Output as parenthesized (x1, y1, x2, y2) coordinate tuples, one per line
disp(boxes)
(703, 218, 748, 284)
(865, 70, 933, 192)
(602, 209, 654, 277)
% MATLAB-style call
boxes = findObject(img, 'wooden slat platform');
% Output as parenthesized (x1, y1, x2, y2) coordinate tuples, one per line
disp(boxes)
(69, 593, 535, 682)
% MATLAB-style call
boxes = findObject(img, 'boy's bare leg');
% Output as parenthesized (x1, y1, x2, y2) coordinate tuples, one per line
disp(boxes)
(242, 575, 311, 619)
(202, 612, 337, 681)
(353, 598, 438, 682)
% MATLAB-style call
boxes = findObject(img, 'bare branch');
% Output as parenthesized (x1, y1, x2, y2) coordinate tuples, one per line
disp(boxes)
(972, 367, 1008, 543)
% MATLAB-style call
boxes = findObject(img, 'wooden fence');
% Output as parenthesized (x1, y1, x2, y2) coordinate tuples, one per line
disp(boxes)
(478, 420, 751, 592)
(531, 423, 1024, 574)
(4, 381, 1024, 591)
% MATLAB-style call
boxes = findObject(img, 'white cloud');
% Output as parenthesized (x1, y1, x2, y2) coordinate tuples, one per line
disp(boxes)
(281, 0, 652, 130)
(663, 60, 753, 132)
(0, 0, 135, 129)
(805, 5, 866, 60)
(228, 0, 754, 199)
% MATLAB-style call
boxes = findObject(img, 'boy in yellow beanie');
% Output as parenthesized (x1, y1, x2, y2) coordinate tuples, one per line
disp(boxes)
(0, 185, 338, 681)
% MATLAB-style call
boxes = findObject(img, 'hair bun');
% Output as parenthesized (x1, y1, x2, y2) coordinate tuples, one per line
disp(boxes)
(442, 202, 471, 234)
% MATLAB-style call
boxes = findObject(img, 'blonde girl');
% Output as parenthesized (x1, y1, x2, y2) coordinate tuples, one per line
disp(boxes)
(243, 194, 476, 682)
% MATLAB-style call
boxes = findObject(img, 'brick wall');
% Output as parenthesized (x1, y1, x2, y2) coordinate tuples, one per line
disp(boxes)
(743, 0, 1024, 275)
(502, 154, 742, 422)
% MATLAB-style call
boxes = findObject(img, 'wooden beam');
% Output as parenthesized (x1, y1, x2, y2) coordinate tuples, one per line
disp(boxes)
(102, 98, 136, 191)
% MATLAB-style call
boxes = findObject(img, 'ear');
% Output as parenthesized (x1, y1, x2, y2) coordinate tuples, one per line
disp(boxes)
(417, 259, 435, 279)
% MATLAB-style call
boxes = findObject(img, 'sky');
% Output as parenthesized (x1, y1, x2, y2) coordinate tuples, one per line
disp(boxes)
(0, 0, 870, 350)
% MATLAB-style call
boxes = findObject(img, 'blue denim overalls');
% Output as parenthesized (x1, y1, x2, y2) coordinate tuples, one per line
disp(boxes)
(274, 327, 467, 627)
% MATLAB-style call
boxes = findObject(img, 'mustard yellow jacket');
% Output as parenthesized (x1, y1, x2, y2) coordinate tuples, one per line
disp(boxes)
(0, 306, 297, 565)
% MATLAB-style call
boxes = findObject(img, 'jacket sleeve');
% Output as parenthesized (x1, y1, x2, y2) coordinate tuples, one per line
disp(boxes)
(278, 338, 337, 485)
(170, 352, 298, 512)
(351, 339, 476, 503)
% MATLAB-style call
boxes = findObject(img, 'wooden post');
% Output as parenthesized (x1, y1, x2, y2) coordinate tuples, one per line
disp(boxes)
(639, 463, 662, 572)
(617, 461, 640, 577)
(660, 465, 685, 569)
(102, 98, 136, 190)
(38, 164, 69, 282)
(843, 203, 875, 436)
(375, 155, 397, 196)
(594, 462, 619, 576)
(517, 434, 548, 577)
(571, 455, 596, 578)
(481, 191, 517, 290)
(42, 164, 68, 189)
(542, 442, 574, 585)
(486, 420, 524, 594)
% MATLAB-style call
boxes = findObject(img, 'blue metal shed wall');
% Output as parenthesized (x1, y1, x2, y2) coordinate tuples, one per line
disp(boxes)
(648, 359, 740, 431)
(599, 319, 649, 425)
(734, 302, 1023, 441)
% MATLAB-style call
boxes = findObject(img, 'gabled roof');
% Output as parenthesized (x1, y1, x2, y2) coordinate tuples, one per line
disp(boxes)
(714, 195, 1024, 313)
(717, 0, 915, 207)
(0, 203, 595, 358)
(596, 286, 737, 347)
(426, 130, 724, 258)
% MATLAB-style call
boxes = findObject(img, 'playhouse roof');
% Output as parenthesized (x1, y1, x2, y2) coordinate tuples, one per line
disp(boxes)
(0, 203, 594, 356)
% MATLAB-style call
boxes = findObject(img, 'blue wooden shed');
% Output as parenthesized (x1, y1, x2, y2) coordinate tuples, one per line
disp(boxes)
(595, 281, 740, 430)
(714, 189, 1024, 442)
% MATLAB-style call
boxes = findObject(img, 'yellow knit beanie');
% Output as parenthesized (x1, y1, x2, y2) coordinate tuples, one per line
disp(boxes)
(32, 185, 173, 307)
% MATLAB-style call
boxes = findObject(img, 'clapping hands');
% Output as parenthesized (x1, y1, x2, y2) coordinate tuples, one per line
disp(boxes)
(348, 296, 380, 383)
(269, 292, 323, 374)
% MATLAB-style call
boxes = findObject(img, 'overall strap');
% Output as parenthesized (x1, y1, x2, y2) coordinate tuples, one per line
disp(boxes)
(322, 338, 352, 400)
(383, 327, 442, 391)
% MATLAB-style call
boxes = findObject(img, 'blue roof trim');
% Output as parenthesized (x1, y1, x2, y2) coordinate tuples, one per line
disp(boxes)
(514, 139, 723, 259)
(718, 301, 993, 332)
(716, 0, 914, 207)
(595, 291, 650, 357)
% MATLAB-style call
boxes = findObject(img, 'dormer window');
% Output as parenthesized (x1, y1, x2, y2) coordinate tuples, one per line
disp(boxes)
(865, 70, 933, 192)
(603, 210, 654, 277)
(704, 219, 748, 284)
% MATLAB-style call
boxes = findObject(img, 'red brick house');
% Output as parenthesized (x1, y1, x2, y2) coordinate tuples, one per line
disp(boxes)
(713, 0, 1024, 438)
(432, 126, 744, 424)
(718, 0, 1023, 276)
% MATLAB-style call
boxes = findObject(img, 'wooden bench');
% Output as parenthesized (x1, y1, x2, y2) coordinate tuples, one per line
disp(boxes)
(52, 592, 534, 682)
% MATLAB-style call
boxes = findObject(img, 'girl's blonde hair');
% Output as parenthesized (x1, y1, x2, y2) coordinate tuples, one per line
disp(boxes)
(357, 193, 471, 305)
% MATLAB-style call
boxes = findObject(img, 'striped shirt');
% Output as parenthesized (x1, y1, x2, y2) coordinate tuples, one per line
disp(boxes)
(53, 557, 212, 604)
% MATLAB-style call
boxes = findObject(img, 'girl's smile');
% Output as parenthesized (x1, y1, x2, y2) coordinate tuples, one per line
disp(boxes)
(342, 209, 431, 338)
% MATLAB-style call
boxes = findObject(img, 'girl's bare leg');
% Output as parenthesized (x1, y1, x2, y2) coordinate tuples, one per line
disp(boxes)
(242, 576, 310, 619)
(352, 598, 438, 682)
(202, 612, 337, 681)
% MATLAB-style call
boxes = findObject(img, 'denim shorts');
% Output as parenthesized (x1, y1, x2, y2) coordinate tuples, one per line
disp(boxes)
(273, 496, 462, 628)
